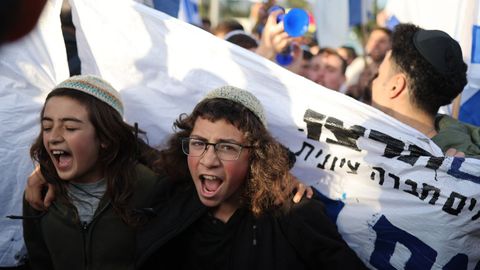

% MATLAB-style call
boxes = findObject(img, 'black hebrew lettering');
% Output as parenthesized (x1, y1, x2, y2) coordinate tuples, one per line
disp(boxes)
(330, 157, 339, 171)
(324, 117, 365, 151)
(371, 167, 386, 185)
(403, 179, 419, 197)
(315, 149, 323, 158)
(368, 129, 405, 158)
(387, 173, 400, 189)
(398, 144, 433, 165)
(419, 183, 440, 205)
(303, 109, 326, 141)
(317, 154, 331, 169)
(469, 198, 477, 211)
(294, 142, 315, 161)
(426, 156, 444, 171)
(346, 160, 360, 174)
(442, 192, 467, 216)
(472, 211, 480, 221)
(339, 158, 346, 168)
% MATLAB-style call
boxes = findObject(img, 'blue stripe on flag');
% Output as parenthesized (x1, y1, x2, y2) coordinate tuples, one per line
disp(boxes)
(349, 0, 362, 26)
(459, 89, 480, 126)
(386, 15, 400, 30)
(473, 25, 480, 63)
(183, 0, 193, 23)
(153, 0, 180, 17)
(471, 25, 480, 64)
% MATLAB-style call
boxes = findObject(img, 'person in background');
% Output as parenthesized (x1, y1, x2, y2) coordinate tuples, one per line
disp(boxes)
(307, 48, 347, 92)
(296, 48, 314, 78)
(337, 46, 357, 66)
(224, 30, 259, 52)
(371, 23, 480, 157)
(201, 17, 211, 32)
(346, 27, 392, 101)
(213, 19, 244, 39)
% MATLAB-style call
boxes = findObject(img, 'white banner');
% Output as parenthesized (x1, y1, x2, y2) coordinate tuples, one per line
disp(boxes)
(0, 0, 69, 266)
(71, 1, 480, 269)
(2, 0, 479, 268)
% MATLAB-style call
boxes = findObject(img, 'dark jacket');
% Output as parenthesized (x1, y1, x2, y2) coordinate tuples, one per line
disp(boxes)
(23, 164, 166, 270)
(433, 114, 480, 157)
(136, 181, 367, 270)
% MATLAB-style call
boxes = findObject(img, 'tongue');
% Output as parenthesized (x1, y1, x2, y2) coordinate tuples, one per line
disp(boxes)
(58, 154, 72, 167)
(204, 178, 221, 192)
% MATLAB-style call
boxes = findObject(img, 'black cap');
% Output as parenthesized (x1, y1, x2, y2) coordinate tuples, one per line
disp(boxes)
(413, 29, 464, 74)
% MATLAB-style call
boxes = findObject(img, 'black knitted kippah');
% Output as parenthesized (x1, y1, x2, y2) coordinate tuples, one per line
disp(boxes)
(413, 29, 464, 74)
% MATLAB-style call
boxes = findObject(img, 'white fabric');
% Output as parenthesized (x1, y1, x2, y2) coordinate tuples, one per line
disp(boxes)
(71, 1, 480, 268)
(385, 0, 475, 62)
(2, 0, 480, 268)
(313, 0, 349, 48)
(0, 0, 69, 266)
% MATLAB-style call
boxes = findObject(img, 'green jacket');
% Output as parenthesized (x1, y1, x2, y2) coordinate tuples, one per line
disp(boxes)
(433, 114, 480, 157)
(23, 164, 166, 270)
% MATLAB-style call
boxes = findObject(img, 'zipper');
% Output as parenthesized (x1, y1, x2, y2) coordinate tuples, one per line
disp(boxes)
(81, 201, 111, 270)
(81, 221, 89, 270)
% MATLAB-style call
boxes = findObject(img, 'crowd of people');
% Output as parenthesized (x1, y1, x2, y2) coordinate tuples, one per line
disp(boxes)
(206, 4, 394, 105)
(1, 0, 479, 269)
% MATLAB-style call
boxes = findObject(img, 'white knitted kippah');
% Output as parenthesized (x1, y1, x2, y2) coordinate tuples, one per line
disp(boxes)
(53, 75, 124, 117)
(204, 86, 267, 127)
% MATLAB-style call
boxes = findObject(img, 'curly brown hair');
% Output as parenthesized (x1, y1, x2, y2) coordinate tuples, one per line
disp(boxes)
(30, 88, 142, 225)
(153, 98, 295, 217)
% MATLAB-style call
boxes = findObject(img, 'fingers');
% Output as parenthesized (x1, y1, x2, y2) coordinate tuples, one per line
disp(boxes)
(445, 148, 465, 158)
(272, 33, 292, 53)
(25, 166, 48, 211)
(265, 9, 284, 29)
(306, 186, 314, 199)
(293, 182, 306, 203)
(445, 148, 456, 156)
(256, 9, 287, 60)
(44, 183, 55, 208)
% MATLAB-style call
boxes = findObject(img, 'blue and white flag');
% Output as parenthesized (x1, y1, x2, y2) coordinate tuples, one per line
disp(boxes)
(2, 0, 480, 269)
(313, 0, 372, 48)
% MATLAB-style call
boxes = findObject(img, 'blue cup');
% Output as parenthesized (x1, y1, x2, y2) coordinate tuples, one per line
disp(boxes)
(268, 6, 309, 65)
(282, 8, 309, 37)
(268, 6, 309, 38)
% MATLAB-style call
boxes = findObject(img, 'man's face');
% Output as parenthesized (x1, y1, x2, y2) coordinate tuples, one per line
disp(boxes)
(366, 29, 391, 63)
(371, 50, 398, 111)
(308, 53, 346, 91)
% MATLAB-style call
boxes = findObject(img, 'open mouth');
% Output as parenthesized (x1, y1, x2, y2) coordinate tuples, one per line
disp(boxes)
(200, 174, 223, 195)
(51, 150, 73, 169)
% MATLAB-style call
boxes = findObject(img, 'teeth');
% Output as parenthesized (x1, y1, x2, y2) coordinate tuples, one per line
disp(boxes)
(202, 175, 217, 180)
(52, 150, 65, 155)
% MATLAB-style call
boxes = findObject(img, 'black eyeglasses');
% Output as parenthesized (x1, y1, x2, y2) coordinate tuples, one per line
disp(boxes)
(181, 137, 253, 161)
